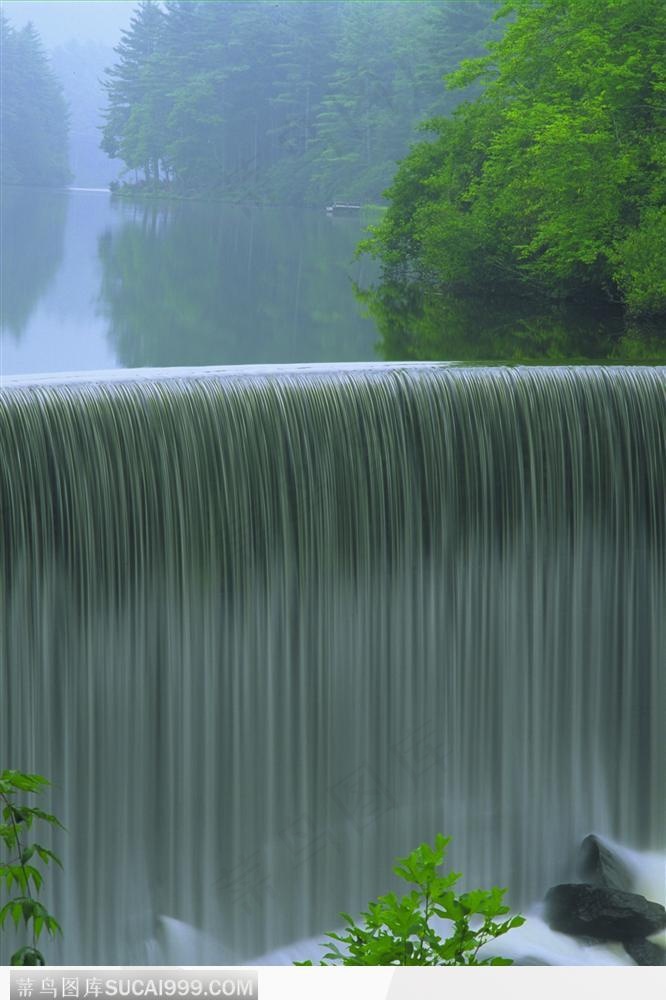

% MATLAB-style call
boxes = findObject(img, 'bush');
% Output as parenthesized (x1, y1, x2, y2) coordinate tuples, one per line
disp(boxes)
(296, 833, 524, 965)
(613, 207, 666, 316)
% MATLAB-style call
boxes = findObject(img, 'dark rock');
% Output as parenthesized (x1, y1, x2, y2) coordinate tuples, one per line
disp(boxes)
(578, 835, 634, 892)
(544, 883, 666, 941)
(623, 938, 666, 966)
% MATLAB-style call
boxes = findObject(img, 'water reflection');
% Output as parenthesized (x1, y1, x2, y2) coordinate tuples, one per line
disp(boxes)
(360, 281, 666, 363)
(98, 200, 378, 368)
(0, 187, 68, 339)
(3, 187, 663, 375)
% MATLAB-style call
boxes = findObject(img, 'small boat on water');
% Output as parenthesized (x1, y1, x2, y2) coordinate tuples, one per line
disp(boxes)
(325, 202, 361, 216)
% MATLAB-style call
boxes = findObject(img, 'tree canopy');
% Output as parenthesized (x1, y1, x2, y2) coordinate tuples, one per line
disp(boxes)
(100, 1, 498, 204)
(0, 14, 70, 186)
(363, 0, 666, 316)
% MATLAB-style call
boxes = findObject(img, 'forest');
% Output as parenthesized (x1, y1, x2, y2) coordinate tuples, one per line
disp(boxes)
(0, 13, 70, 186)
(100, 0, 498, 205)
(364, 0, 666, 316)
(1, 0, 664, 318)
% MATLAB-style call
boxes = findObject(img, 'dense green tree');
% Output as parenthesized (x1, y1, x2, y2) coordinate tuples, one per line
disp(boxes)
(99, 2, 499, 204)
(311, 3, 420, 203)
(365, 0, 666, 316)
(310, 1, 497, 204)
(101, 1, 167, 184)
(264, 2, 342, 201)
(0, 14, 70, 186)
(161, 1, 289, 194)
(272, 3, 341, 160)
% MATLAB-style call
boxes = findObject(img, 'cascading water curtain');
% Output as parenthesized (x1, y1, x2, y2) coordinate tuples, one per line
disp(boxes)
(1, 365, 664, 964)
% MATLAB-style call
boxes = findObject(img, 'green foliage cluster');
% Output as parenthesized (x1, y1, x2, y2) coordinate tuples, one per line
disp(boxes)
(0, 15, 70, 186)
(364, 0, 666, 317)
(101, 1, 498, 204)
(0, 771, 63, 966)
(297, 835, 524, 965)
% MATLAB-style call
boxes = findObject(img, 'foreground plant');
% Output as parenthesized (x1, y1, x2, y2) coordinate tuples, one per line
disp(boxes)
(0, 770, 63, 965)
(296, 834, 524, 965)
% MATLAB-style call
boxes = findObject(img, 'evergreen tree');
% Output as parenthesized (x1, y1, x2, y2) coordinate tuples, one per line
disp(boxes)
(99, 1, 499, 204)
(0, 14, 70, 186)
(309, 2, 497, 204)
(101, 0, 166, 184)
(162, 1, 279, 192)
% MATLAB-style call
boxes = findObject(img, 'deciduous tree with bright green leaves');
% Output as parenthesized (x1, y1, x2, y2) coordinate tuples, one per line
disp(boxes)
(364, 0, 666, 316)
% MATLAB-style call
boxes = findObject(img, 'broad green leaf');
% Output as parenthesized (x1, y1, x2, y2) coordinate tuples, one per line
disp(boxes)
(27, 865, 43, 891)
(29, 808, 65, 830)
(35, 844, 63, 868)
(3, 771, 49, 792)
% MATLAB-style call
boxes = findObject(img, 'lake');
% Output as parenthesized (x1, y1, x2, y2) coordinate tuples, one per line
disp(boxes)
(1, 187, 379, 377)
(2, 187, 663, 377)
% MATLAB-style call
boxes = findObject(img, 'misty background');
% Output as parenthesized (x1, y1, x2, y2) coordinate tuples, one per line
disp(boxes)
(2, 0, 131, 186)
(1, 1, 496, 197)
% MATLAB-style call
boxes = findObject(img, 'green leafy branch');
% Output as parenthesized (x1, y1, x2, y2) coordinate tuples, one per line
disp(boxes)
(296, 834, 524, 966)
(0, 770, 64, 966)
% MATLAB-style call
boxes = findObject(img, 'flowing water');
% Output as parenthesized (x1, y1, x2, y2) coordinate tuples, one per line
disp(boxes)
(1, 363, 664, 964)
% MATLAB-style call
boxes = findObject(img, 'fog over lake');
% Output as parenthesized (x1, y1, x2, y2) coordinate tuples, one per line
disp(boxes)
(1, 188, 379, 375)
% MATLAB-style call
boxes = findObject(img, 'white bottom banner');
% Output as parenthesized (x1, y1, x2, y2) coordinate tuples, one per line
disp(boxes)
(1, 966, 664, 1000)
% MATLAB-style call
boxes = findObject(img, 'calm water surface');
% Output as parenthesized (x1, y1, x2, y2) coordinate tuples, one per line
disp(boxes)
(1, 187, 379, 376)
(2, 187, 664, 375)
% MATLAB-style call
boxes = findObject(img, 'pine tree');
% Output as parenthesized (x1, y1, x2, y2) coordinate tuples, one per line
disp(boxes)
(0, 14, 70, 186)
(97, 1, 500, 204)
(101, 0, 166, 185)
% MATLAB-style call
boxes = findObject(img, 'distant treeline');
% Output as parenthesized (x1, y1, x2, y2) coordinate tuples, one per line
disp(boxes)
(364, 0, 666, 317)
(101, 0, 499, 204)
(0, 14, 70, 186)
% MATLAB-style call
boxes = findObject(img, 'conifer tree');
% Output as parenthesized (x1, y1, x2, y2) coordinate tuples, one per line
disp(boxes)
(0, 14, 70, 186)
(101, 0, 166, 185)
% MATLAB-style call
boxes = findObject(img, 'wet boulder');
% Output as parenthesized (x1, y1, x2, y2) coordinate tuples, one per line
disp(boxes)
(578, 835, 634, 892)
(544, 883, 666, 941)
(623, 938, 666, 966)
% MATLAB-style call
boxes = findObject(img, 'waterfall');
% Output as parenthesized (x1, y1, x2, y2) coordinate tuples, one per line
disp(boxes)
(1, 364, 664, 964)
